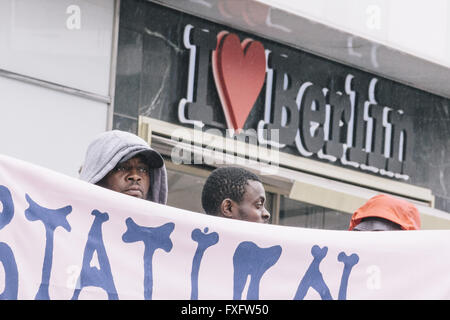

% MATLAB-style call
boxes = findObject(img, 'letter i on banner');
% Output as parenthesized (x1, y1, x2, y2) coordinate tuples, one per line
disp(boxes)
(190, 228, 219, 299)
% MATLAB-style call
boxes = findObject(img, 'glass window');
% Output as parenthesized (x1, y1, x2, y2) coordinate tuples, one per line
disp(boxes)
(166, 168, 207, 214)
(166, 166, 275, 222)
(279, 195, 351, 230)
(166, 165, 349, 229)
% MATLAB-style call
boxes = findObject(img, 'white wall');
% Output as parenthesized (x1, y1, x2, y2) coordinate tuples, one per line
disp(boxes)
(0, 76, 108, 177)
(257, 0, 450, 68)
(0, 0, 114, 96)
(0, 0, 115, 178)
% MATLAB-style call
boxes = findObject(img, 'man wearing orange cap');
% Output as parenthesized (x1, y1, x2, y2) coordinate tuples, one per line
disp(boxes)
(349, 194, 421, 231)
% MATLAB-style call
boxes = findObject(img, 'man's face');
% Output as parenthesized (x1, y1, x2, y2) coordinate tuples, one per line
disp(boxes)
(353, 217, 402, 231)
(97, 155, 150, 199)
(231, 180, 271, 223)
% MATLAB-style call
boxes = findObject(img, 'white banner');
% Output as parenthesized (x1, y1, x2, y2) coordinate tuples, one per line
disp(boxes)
(0, 154, 449, 300)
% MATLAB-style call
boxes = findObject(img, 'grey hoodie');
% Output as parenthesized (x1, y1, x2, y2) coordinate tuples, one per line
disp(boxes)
(79, 130, 168, 204)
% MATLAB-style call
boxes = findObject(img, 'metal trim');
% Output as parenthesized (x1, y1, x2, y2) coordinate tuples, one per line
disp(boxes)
(106, 0, 122, 130)
(0, 68, 111, 104)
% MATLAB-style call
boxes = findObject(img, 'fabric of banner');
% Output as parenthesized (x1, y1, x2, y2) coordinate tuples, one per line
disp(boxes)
(0, 154, 449, 300)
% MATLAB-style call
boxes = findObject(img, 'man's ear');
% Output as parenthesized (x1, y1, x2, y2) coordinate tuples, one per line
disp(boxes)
(220, 198, 234, 218)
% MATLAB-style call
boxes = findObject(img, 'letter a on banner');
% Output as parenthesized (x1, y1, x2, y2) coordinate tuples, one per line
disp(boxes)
(294, 245, 332, 300)
(72, 210, 118, 300)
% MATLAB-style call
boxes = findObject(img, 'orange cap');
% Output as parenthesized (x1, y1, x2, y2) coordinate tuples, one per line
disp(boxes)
(348, 194, 421, 231)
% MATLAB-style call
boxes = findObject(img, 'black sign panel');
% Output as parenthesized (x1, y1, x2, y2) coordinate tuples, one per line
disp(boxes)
(114, 0, 450, 212)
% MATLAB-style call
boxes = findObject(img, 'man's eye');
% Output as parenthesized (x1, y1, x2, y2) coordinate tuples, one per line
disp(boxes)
(115, 166, 126, 171)
(138, 168, 149, 174)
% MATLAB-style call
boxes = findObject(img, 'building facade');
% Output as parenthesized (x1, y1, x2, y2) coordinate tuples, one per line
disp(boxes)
(2, 0, 450, 229)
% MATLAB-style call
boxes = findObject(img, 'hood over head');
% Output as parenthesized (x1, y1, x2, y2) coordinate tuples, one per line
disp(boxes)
(348, 194, 421, 231)
(79, 130, 167, 204)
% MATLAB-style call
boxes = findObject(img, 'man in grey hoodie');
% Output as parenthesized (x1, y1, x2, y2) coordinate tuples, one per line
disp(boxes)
(79, 130, 167, 204)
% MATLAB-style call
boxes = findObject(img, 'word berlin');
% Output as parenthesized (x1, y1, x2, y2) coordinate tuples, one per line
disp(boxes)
(178, 24, 414, 180)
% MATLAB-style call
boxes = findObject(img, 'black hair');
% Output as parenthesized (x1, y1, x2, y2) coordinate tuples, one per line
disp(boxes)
(201, 166, 261, 215)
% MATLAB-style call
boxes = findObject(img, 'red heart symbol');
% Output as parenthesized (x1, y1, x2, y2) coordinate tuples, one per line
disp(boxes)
(212, 32, 266, 132)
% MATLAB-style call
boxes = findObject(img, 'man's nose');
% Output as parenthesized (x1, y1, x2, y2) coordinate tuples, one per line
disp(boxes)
(262, 207, 271, 223)
(127, 168, 141, 181)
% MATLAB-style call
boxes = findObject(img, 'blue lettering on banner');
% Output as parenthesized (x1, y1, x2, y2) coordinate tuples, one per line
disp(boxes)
(337, 252, 359, 300)
(233, 241, 282, 300)
(0, 184, 364, 300)
(0, 243, 18, 299)
(24, 194, 72, 300)
(294, 245, 359, 300)
(294, 245, 332, 300)
(190, 227, 219, 299)
(0, 186, 18, 300)
(72, 210, 118, 300)
(122, 218, 175, 300)
(0, 186, 14, 229)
